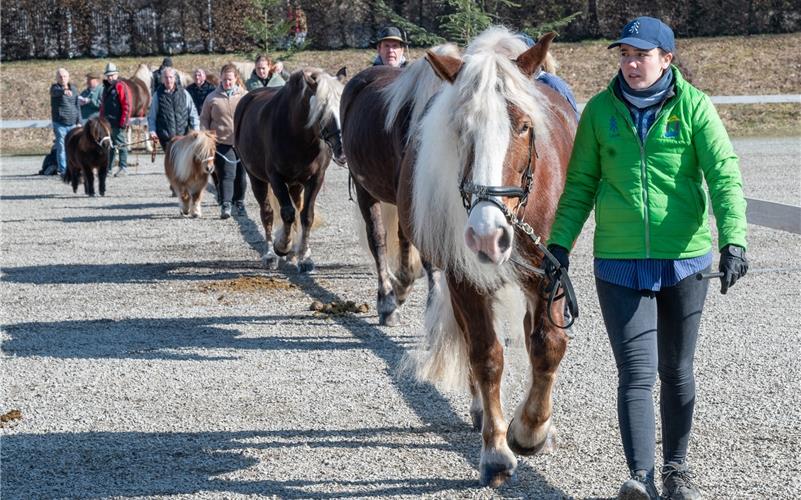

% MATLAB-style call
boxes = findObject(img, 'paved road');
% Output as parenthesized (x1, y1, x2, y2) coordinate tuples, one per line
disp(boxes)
(1, 136, 800, 499)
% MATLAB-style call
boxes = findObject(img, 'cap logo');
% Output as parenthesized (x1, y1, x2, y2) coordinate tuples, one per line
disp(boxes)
(628, 21, 640, 35)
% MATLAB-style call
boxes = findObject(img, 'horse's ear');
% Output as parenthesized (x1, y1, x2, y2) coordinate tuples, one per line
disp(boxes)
(303, 70, 319, 91)
(515, 31, 557, 78)
(425, 50, 463, 84)
(336, 66, 347, 83)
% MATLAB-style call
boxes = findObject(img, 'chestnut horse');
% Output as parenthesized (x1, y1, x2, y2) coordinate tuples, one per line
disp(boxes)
(341, 44, 459, 326)
(164, 130, 217, 218)
(396, 28, 578, 486)
(63, 117, 113, 196)
(235, 67, 347, 272)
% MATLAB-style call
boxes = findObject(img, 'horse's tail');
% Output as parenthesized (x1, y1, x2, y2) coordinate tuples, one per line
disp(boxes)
(402, 281, 527, 392)
(401, 276, 469, 391)
(355, 202, 423, 281)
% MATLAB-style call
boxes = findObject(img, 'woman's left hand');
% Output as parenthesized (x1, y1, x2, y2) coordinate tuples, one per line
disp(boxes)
(719, 244, 748, 294)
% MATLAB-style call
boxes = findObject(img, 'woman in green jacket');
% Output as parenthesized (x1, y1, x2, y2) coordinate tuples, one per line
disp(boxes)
(546, 16, 748, 500)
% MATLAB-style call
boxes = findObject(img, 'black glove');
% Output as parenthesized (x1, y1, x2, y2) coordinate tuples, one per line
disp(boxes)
(543, 244, 569, 292)
(719, 244, 748, 294)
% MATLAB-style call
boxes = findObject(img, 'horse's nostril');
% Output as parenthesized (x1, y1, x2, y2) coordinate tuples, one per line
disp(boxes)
(498, 227, 512, 253)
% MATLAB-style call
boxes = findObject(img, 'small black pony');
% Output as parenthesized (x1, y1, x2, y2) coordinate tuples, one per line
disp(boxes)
(64, 117, 113, 197)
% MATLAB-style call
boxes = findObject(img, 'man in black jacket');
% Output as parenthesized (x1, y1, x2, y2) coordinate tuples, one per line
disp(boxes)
(147, 67, 199, 150)
(50, 68, 80, 177)
(186, 68, 215, 115)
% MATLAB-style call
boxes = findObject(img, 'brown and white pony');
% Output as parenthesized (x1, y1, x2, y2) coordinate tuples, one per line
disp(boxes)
(64, 117, 113, 197)
(396, 28, 578, 486)
(235, 67, 347, 272)
(164, 130, 217, 217)
(341, 44, 459, 326)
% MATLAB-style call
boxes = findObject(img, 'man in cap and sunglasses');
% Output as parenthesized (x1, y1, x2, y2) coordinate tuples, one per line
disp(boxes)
(372, 26, 408, 68)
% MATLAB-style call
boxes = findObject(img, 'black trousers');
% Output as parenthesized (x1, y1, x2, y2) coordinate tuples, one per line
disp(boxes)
(595, 268, 710, 476)
(214, 144, 246, 204)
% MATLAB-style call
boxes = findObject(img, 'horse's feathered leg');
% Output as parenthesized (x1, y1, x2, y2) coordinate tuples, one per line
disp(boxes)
(355, 182, 400, 325)
(270, 175, 296, 258)
(249, 177, 278, 269)
(446, 274, 517, 487)
(506, 279, 568, 456)
(295, 170, 325, 273)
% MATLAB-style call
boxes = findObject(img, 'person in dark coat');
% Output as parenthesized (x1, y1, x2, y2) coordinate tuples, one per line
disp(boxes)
(50, 68, 81, 177)
(100, 63, 132, 176)
(186, 68, 216, 115)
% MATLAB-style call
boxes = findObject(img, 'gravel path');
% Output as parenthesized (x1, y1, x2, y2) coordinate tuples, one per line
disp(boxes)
(1, 137, 800, 499)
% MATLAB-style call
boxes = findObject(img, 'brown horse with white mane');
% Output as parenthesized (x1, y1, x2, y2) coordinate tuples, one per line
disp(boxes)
(63, 117, 113, 197)
(235, 67, 347, 272)
(395, 28, 578, 486)
(164, 130, 217, 218)
(341, 44, 459, 326)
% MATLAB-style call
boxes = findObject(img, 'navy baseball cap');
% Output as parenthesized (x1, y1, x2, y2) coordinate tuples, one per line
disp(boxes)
(608, 16, 675, 52)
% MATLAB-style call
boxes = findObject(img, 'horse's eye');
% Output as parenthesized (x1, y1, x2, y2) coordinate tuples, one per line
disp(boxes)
(518, 123, 530, 135)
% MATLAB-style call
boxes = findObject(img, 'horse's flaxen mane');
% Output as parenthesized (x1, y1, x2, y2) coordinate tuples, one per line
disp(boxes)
(170, 131, 216, 182)
(412, 26, 551, 289)
(381, 43, 460, 135)
(304, 68, 344, 129)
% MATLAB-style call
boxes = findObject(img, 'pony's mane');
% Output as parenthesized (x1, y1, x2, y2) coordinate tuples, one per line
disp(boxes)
(305, 68, 344, 129)
(381, 43, 460, 135)
(411, 26, 550, 289)
(170, 131, 216, 182)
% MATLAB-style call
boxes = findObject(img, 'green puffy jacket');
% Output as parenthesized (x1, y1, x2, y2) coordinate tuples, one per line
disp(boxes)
(548, 67, 747, 259)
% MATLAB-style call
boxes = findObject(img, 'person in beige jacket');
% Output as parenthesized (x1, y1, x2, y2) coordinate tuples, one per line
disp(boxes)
(200, 63, 248, 219)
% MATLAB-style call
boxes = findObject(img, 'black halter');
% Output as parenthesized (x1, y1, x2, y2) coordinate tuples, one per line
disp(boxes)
(459, 127, 536, 216)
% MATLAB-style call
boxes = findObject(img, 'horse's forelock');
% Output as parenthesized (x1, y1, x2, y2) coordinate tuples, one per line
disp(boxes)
(305, 70, 344, 129)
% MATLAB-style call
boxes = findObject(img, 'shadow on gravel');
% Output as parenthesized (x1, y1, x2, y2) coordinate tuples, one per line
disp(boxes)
(1, 428, 479, 498)
(0, 193, 60, 201)
(226, 217, 568, 497)
(1, 260, 369, 285)
(2, 315, 372, 360)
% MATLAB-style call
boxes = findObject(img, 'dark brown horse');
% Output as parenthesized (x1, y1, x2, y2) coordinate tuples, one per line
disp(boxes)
(64, 117, 113, 196)
(235, 67, 347, 272)
(395, 28, 578, 486)
(341, 44, 459, 326)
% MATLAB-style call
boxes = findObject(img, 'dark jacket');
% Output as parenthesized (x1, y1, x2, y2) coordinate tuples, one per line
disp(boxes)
(186, 80, 215, 114)
(50, 83, 80, 125)
(100, 79, 131, 128)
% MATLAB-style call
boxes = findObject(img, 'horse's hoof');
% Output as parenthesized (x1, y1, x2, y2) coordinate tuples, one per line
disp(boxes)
(470, 408, 483, 431)
(479, 452, 517, 487)
(506, 417, 554, 456)
(297, 261, 315, 273)
(262, 255, 280, 270)
(379, 310, 401, 327)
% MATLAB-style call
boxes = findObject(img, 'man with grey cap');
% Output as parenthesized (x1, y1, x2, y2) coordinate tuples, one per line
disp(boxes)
(100, 62, 132, 176)
(546, 15, 747, 500)
(372, 26, 408, 68)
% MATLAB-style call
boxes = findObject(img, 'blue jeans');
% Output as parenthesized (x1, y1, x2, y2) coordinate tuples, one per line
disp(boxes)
(53, 122, 75, 175)
(596, 269, 709, 476)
